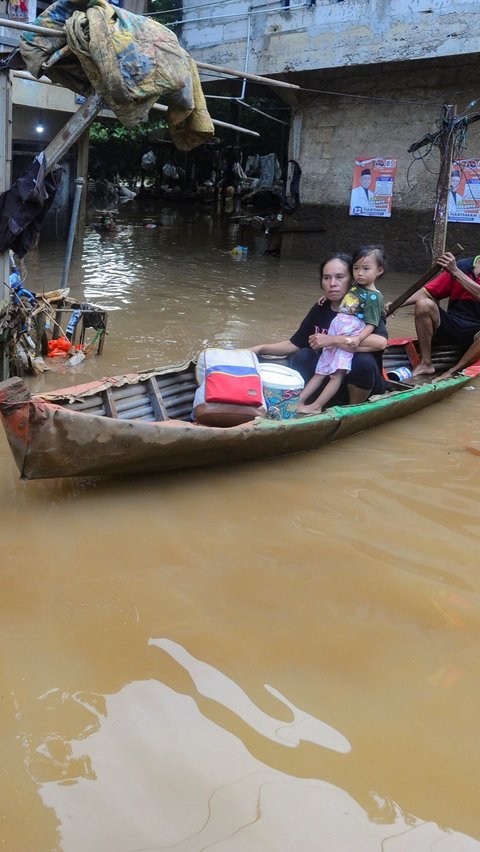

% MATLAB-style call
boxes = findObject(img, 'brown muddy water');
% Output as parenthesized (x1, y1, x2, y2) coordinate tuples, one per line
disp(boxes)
(1, 202, 480, 851)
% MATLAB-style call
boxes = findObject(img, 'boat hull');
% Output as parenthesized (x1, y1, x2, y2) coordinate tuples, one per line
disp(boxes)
(0, 371, 471, 479)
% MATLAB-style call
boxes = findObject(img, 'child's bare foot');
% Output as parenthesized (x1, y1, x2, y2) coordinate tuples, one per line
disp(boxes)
(412, 361, 435, 377)
(296, 403, 323, 417)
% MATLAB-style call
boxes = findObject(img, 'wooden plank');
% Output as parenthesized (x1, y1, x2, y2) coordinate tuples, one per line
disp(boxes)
(43, 94, 104, 175)
(103, 387, 118, 418)
(0, 70, 13, 380)
(97, 313, 107, 355)
(432, 104, 457, 257)
(147, 377, 168, 421)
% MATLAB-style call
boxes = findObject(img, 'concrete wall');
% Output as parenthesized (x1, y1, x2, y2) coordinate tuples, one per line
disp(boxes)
(181, 0, 480, 76)
(280, 58, 480, 269)
(290, 59, 480, 212)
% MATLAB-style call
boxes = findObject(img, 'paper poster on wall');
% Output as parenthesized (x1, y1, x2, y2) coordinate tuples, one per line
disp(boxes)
(349, 157, 397, 218)
(447, 160, 480, 223)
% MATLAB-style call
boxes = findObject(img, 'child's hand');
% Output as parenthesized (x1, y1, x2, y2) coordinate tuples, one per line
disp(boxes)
(317, 295, 327, 306)
(344, 336, 360, 351)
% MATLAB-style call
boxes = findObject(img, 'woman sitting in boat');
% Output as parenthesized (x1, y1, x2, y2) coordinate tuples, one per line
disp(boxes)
(251, 252, 388, 405)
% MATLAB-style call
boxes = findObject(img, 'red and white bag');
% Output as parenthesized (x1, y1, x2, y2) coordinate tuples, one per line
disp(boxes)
(194, 348, 266, 426)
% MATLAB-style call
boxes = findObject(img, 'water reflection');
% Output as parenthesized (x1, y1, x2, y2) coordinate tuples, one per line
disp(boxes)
(36, 680, 479, 852)
(149, 638, 351, 753)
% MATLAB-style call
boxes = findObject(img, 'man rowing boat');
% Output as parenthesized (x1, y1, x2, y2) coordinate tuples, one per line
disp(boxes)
(391, 252, 480, 376)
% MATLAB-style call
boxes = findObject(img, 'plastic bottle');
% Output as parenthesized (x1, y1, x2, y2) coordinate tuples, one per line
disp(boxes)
(66, 309, 82, 337)
(68, 351, 86, 366)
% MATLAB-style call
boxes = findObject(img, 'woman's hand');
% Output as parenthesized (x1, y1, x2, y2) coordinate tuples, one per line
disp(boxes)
(308, 332, 330, 350)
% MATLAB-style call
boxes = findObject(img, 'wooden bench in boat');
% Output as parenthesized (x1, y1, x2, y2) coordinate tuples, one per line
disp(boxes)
(63, 366, 198, 422)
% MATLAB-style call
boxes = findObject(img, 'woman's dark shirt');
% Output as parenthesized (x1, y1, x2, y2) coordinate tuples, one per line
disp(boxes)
(290, 301, 388, 350)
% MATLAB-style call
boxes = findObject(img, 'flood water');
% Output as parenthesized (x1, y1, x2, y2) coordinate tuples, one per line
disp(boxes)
(1, 202, 480, 851)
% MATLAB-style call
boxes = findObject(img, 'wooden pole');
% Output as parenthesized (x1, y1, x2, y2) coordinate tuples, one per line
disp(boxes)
(432, 104, 457, 259)
(385, 242, 464, 317)
(43, 93, 104, 174)
(0, 70, 13, 381)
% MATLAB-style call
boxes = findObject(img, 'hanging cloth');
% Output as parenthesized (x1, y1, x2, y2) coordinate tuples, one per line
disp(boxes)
(0, 153, 61, 257)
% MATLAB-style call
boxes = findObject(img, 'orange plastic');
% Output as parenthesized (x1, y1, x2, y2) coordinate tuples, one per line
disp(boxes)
(47, 338, 73, 357)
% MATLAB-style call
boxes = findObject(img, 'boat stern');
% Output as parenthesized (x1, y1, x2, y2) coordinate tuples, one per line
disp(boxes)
(0, 377, 34, 477)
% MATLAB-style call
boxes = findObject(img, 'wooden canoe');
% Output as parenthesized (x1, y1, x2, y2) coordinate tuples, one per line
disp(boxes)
(0, 341, 478, 480)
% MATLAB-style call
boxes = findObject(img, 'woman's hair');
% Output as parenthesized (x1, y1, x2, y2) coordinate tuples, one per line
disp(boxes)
(319, 252, 353, 278)
(352, 244, 386, 267)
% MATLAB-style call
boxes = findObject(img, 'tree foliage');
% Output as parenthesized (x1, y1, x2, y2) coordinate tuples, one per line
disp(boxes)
(147, 0, 179, 28)
(88, 94, 290, 180)
(89, 117, 167, 179)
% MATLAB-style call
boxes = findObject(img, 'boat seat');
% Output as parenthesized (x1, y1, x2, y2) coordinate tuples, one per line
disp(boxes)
(67, 368, 198, 422)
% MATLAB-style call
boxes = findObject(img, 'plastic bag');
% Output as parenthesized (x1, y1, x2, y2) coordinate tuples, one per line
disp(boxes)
(162, 162, 178, 179)
(141, 150, 157, 170)
(47, 337, 72, 357)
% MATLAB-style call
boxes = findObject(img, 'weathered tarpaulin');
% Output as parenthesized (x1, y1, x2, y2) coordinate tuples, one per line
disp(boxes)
(19, 0, 214, 149)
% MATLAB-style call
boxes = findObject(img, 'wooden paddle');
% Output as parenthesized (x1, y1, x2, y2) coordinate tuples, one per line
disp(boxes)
(385, 243, 464, 317)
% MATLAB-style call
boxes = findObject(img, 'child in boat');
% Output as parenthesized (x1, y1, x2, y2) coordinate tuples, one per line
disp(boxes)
(296, 245, 385, 415)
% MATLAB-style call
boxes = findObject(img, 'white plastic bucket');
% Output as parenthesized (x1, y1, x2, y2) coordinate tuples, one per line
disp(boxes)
(259, 363, 304, 419)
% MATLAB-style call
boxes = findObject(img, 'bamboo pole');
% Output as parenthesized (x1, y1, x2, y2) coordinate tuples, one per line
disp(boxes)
(2, 18, 300, 90)
(12, 72, 261, 138)
(195, 61, 299, 90)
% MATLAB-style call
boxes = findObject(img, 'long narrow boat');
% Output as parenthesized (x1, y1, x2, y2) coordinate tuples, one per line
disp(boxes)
(0, 340, 478, 480)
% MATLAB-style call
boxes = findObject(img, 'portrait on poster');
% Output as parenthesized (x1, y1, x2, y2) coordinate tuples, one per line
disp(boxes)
(349, 158, 397, 218)
(447, 160, 480, 223)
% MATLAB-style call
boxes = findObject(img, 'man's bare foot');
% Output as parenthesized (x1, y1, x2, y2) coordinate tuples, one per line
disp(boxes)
(412, 362, 435, 377)
(296, 403, 322, 417)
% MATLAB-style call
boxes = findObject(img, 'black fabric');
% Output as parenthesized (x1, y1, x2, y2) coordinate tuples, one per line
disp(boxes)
(0, 155, 61, 257)
(433, 306, 480, 349)
(72, 302, 106, 330)
(456, 257, 475, 275)
(282, 159, 301, 213)
(437, 256, 480, 337)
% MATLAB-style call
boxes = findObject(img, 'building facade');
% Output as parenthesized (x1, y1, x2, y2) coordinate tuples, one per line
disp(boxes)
(180, 0, 480, 268)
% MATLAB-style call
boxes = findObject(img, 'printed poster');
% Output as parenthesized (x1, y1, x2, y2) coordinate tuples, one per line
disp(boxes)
(447, 160, 480, 223)
(350, 157, 397, 218)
